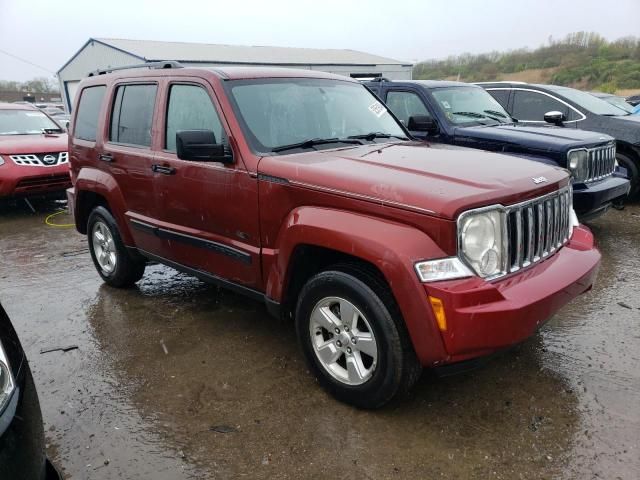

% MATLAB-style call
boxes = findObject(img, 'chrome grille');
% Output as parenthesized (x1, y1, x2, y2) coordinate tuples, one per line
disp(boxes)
(586, 144, 616, 183)
(10, 152, 68, 167)
(505, 186, 573, 274)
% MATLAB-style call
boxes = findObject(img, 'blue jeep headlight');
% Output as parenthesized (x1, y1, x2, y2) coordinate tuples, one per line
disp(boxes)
(567, 150, 589, 181)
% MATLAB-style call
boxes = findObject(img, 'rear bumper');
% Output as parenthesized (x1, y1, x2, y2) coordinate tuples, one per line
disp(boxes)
(572, 174, 630, 220)
(423, 225, 600, 364)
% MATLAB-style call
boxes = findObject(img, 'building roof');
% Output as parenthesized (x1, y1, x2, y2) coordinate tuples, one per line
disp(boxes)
(93, 37, 411, 66)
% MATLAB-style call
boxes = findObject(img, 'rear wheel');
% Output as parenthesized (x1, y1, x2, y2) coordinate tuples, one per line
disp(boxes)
(617, 151, 639, 198)
(87, 206, 145, 287)
(295, 266, 421, 408)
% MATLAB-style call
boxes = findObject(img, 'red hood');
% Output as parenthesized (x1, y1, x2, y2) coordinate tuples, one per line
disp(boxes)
(0, 134, 68, 155)
(258, 142, 569, 220)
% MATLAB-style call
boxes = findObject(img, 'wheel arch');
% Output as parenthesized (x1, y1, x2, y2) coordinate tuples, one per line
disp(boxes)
(73, 168, 133, 243)
(265, 206, 450, 366)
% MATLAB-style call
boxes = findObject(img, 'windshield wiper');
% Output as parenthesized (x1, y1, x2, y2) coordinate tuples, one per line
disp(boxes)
(347, 132, 409, 141)
(42, 128, 63, 134)
(271, 137, 362, 153)
(452, 111, 487, 119)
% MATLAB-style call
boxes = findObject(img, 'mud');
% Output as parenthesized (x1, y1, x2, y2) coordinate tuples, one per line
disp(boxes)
(0, 199, 638, 479)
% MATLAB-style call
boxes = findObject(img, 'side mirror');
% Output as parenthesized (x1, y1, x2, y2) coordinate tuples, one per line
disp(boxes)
(544, 111, 566, 126)
(176, 130, 232, 163)
(408, 115, 438, 135)
(64, 121, 70, 131)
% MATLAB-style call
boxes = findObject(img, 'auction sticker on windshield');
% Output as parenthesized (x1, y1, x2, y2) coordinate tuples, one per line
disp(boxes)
(368, 101, 387, 117)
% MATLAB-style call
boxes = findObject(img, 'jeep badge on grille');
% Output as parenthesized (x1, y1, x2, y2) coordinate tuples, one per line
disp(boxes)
(532, 176, 548, 184)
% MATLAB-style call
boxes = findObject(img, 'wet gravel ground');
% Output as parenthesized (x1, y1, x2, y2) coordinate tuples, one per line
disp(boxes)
(0, 199, 638, 479)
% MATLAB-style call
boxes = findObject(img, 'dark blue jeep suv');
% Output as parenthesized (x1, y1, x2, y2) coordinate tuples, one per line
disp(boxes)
(365, 79, 630, 220)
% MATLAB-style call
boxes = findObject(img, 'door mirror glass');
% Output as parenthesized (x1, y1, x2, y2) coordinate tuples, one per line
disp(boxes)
(408, 115, 438, 134)
(176, 130, 231, 163)
(544, 111, 566, 126)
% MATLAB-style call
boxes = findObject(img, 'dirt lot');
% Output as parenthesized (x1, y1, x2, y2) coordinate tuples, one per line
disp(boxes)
(0, 199, 638, 479)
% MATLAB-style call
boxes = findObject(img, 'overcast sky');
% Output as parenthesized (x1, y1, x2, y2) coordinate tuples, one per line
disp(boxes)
(1, 0, 638, 81)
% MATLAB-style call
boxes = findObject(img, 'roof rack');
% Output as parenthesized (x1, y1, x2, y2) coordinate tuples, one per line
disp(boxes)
(88, 61, 184, 77)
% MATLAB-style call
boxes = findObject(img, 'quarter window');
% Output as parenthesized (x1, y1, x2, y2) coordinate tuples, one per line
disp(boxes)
(75, 86, 106, 141)
(511, 90, 569, 121)
(165, 84, 224, 152)
(487, 89, 509, 109)
(385, 91, 431, 126)
(110, 84, 157, 147)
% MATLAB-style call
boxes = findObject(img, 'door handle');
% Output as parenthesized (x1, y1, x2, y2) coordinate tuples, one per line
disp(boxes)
(151, 164, 176, 175)
(98, 153, 114, 162)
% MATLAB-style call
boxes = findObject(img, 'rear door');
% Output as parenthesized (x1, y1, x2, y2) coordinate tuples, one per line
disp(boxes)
(151, 79, 261, 289)
(101, 80, 163, 253)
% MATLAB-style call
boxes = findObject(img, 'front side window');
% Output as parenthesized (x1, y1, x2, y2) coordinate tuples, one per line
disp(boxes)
(74, 85, 106, 141)
(511, 91, 569, 121)
(0, 109, 62, 136)
(165, 84, 224, 152)
(385, 91, 431, 126)
(110, 84, 157, 147)
(227, 79, 407, 154)
(431, 86, 512, 124)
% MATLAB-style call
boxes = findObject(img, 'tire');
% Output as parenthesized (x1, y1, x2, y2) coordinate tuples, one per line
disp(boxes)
(87, 206, 146, 288)
(295, 265, 421, 409)
(617, 151, 639, 198)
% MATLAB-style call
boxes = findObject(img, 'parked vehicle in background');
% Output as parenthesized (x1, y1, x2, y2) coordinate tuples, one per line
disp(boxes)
(626, 95, 640, 107)
(365, 79, 629, 219)
(50, 112, 71, 131)
(67, 64, 601, 408)
(590, 92, 635, 114)
(0, 103, 71, 199)
(480, 82, 640, 197)
(0, 302, 61, 479)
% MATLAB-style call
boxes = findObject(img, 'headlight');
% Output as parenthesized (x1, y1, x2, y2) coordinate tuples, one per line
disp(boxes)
(0, 340, 15, 412)
(567, 150, 588, 181)
(458, 209, 505, 278)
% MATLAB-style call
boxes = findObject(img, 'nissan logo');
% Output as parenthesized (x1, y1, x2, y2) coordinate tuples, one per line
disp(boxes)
(42, 154, 57, 165)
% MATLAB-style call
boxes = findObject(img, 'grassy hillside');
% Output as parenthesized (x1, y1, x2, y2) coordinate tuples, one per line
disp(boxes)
(413, 32, 640, 94)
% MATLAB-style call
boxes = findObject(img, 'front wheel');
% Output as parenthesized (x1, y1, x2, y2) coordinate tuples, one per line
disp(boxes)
(295, 267, 421, 408)
(87, 206, 146, 288)
(617, 151, 639, 198)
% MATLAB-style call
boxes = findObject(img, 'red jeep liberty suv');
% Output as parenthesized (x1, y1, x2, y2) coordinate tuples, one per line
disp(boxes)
(67, 63, 601, 408)
(0, 103, 70, 199)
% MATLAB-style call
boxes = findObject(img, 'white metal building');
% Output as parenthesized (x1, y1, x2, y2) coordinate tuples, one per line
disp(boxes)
(57, 38, 413, 111)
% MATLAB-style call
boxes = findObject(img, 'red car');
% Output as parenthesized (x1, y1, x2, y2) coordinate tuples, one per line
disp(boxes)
(0, 103, 71, 199)
(67, 64, 601, 408)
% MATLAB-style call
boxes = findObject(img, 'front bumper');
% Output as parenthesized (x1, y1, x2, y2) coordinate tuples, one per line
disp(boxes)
(424, 225, 600, 363)
(572, 174, 630, 220)
(0, 162, 71, 198)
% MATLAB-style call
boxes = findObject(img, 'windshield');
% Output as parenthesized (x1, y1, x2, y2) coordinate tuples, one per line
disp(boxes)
(551, 87, 629, 116)
(431, 86, 512, 125)
(0, 109, 62, 135)
(227, 78, 407, 154)
(602, 96, 634, 114)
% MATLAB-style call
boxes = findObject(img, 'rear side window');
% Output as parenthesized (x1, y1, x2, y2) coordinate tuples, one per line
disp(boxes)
(75, 86, 106, 141)
(165, 84, 224, 152)
(110, 84, 157, 147)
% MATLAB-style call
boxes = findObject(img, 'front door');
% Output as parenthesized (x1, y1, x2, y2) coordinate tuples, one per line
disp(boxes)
(151, 80, 261, 289)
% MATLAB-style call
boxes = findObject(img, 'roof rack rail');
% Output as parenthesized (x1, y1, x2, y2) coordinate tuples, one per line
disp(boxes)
(88, 61, 184, 77)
